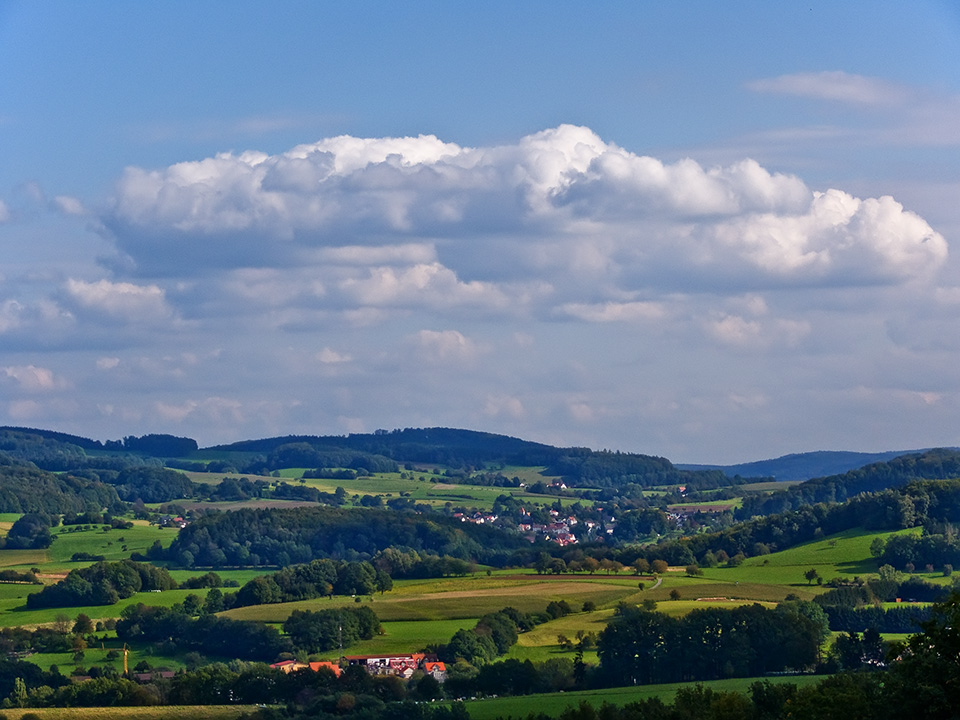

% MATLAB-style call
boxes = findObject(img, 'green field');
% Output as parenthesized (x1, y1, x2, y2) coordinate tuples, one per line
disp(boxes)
(184, 469, 579, 511)
(697, 526, 921, 587)
(224, 574, 644, 624)
(456, 675, 825, 720)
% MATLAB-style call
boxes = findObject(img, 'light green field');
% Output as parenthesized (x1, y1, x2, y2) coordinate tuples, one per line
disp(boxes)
(0, 587, 216, 628)
(313, 618, 478, 660)
(0, 521, 177, 575)
(45, 522, 177, 569)
(698, 527, 921, 587)
(457, 674, 824, 720)
(223, 574, 645, 624)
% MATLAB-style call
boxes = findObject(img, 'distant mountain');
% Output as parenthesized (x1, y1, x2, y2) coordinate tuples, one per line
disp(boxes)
(677, 449, 949, 483)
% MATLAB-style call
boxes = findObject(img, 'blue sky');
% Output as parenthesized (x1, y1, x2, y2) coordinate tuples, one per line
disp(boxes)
(2, 1, 960, 463)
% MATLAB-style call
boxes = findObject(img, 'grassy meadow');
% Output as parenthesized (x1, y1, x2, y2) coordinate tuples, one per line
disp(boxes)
(456, 675, 824, 720)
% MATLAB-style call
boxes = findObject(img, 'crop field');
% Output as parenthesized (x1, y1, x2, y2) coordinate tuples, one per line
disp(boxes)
(668, 500, 741, 512)
(736, 480, 804, 493)
(457, 674, 824, 720)
(224, 575, 642, 624)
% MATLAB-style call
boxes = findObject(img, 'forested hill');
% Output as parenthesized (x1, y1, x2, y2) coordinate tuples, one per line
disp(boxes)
(207, 427, 733, 488)
(159, 505, 540, 568)
(737, 448, 960, 519)
(208, 427, 561, 466)
(0, 454, 122, 515)
(679, 448, 938, 483)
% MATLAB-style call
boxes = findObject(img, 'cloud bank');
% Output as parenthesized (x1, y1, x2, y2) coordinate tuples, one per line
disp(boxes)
(0, 125, 953, 461)
(103, 125, 945, 297)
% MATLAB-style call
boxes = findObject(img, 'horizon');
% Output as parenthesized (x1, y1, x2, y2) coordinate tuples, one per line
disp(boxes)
(1, 421, 944, 468)
(2, 2, 960, 464)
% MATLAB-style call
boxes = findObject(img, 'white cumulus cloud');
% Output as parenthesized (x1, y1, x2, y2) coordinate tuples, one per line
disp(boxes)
(64, 278, 172, 322)
(100, 125, 945, 298)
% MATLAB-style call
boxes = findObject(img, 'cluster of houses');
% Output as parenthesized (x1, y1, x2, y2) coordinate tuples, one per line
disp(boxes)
(271, 654, 447, 682)
(517, 508, 580, 546)
(452, 511, 498, 525)
(154, 514, 188, 529)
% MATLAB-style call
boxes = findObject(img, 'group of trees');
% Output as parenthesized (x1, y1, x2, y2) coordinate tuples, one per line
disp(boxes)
(160, 505, 538, 569)
(233, 559, 392, 607)
(26, 560, 177, 609)
(596, 602, 828, 686)
(872, 526, 960, 572)
(282, 606, 381, 653)
(116, 603, 290, 661)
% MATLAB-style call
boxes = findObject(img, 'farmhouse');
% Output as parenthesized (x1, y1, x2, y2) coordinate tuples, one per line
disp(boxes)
(269, 659, 342, 677)
(343, 653, 446, 681)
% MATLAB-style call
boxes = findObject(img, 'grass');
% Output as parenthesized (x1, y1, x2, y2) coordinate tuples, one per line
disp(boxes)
(0, 587, 217, 628)
(183, 469, 562, 511)
(313, 618, 479, 660)
(225, 573, 645, 625)
(456, 675, 825, 720)
(700, 527, 920, 587)
(45, 522, 177, 569)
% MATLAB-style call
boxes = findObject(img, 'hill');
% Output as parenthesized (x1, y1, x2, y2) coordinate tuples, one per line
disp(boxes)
(677, 449, 941, 483)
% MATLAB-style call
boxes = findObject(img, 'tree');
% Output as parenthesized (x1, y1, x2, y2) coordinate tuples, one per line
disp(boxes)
(203, 588, 225, 614)
(884, 590, 960, 718)
(375, 569, 393, 595)
(73, 613, 94, 635)
(804, 568, 821, 585)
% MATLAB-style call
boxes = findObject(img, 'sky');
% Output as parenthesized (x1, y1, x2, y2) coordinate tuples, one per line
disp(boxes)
(2, 1, 960, 464)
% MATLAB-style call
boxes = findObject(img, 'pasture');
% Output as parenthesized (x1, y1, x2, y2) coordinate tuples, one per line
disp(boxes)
(457, 674, 824, 720)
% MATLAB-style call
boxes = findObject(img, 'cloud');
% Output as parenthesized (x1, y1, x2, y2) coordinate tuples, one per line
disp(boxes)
(100, 126, 945, 299)
(0, 200, 9, 223)
(483, 394, 525, 419)
(747, 71, 909, 106)
(705, 300, 811, 349)
(0, 300, 23, 333)
(559, 301, 666, 323)
(709, 190, 947, 283)
(64, 278, 173, 323)
(53, 195, 86, 216)
(412, 329, 479, 364)
(338, 263, 510, 310)
(316, 348, 352, 364)
(154, 396, 244, 424)
(1, 364, 64, 391)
